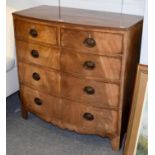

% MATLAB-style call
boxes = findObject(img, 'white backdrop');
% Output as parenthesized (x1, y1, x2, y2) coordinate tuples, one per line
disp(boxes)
(7, 0, 145, 15)
(140, 0, 148, 64)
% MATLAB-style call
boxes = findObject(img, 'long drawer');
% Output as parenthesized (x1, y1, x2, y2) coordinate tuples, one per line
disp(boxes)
(21, 85, 118, 136)
(61, 48, 121, 82)
(14, 19, 58, 45)
(61, 73, 120, 108)
(18, 62, 60, 96)
(61, 28, 123, 54)
(16, 40, 60, 70)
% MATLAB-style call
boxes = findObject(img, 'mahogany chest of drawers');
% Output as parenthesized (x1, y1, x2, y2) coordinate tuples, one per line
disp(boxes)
(13, 5, 143, 150)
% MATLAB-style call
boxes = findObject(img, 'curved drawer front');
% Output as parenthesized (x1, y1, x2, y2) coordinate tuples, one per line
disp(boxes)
(61, 49, 121, 81)
(61, 99, 118, 136)
(16, 41, 60, 70)
(61, 73, 119, 108)
(14, 19, 57, 45)
(18, 62, 60, 96)
(21, 85, 62, 123)
(21, 85, 118, 136)
(61, 28, 123, 54)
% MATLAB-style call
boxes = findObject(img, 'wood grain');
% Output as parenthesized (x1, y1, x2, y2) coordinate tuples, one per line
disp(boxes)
(20, 85, 62, 124)
(118, 21, 143, 147)
(61, 99, 118, 136)
(18, 62, 61, 96)
(61, 28, 123, 54)
(14, 19, 58, 45)
(20, 85, 118, 137)
(16, 40, 60, 70)
(61, 73, 120, 109)
(61, 48, 122, 82)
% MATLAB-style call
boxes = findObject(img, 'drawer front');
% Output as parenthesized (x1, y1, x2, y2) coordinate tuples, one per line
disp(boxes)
(14, 19, 57, 45)
(61, 73, 119, 108)
(16, 41, 60, 70)
(61, 49, 121, 81)
(61, 99, 118, 136)
(18, 62, 60, 96)
(21, 85, 62, 123)
(61, 28, 123, 54)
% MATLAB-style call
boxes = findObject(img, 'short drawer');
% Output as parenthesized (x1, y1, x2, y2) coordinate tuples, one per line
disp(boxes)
(61, 73, 120, 108)
(21, 85, 62, 123)
(61, 99, 118, 136)
(18, 62, 60, 96)
(61, 28, 123, 54)
(14, 19, 58, 45)
(61, 48, 121, 81)
(16, 41, 60, 70)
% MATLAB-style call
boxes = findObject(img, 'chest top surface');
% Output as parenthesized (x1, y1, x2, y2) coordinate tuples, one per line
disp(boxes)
(13, 5, 143, 29)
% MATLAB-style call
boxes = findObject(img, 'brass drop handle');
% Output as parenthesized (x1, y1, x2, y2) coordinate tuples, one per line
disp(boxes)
(29, 29, 38, 37)
(84, 86, 95, 95)
(34, 97, 42, 106)
(32, 72, 40, 81)
(83, 37, 96, 48)
(83, 61, 95, 70)
(83, 113, 94, 121)
(31, 50, 39, 58)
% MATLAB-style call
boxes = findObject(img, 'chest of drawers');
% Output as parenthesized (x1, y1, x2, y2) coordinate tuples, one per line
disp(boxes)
(13, 5, 143, 150)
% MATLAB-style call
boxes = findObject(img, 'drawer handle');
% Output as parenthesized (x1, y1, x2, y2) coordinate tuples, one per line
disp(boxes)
(32, 72, 40, 81)
(31, 50, 39, 58)
(83, 38, 96, 48)
(83, 61, 95, 70)
(29, 29, 38, 37)
(84, 86, 95, 95)
(34, 97, 42, 106)
(83, 112, 94, 121)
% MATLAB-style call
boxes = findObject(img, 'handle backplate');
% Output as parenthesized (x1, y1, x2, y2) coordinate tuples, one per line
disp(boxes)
(34, 97, 42, 106)
(83, 86, 95, 95)
(83, 61, 95, 70)
(31, 50, 39, 58)
(32, 72, 40, 81)
(83, 37, 96, 48)
(29, 29, 38, 37)
(83, 112, 94, 121)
